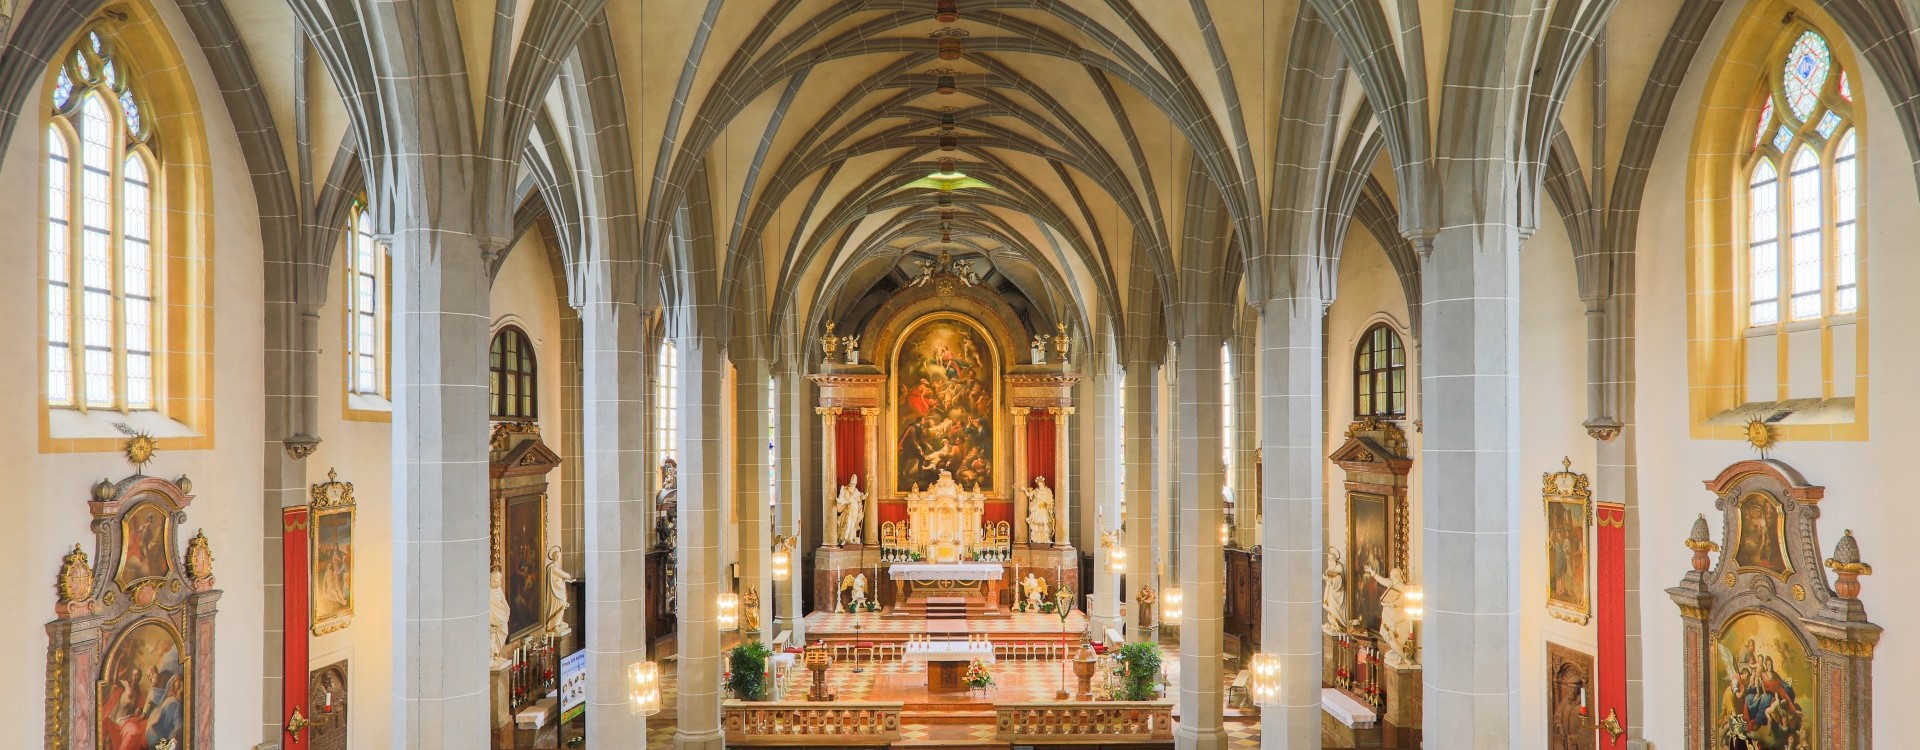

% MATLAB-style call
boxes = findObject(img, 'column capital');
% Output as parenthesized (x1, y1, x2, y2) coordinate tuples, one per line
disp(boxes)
(859, 406, 880, 420)
(1009, 407, 1031, 425)
(1047, 405, 1076, 418)
(815, 406, 843, 419)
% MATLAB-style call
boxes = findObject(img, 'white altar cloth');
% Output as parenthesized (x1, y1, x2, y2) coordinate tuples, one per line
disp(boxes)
(886, 562, 1004, 582)
(902, 640, 995, 664)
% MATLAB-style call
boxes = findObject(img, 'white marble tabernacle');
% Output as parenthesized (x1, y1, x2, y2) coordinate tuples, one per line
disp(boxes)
(886, 562, 1005, 581)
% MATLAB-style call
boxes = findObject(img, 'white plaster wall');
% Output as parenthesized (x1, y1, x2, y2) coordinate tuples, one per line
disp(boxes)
(1517, 211, 1602, 749)
(1632, 1, 1920, 745)
(0, 3, 267, 748)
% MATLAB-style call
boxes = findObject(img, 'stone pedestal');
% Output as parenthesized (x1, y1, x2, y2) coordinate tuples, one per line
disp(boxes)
(490, 665, 512, 729)
(1382, 663, 1422, 748)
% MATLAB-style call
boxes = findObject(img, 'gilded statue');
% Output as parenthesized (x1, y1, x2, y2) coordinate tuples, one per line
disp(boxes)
(543, 546, 576, 637)
(1322, 549, 1347, 635)
(834, 475, 867, 546)
(488, 569, 512, 670)
(1025, 476, 1055, 545)
(741, 586, 762, 632)
(1365, 565, 1417, 668)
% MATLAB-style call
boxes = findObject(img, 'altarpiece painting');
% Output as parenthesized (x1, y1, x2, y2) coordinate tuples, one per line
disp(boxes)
(1544, 458, 1592, 625)
(1347, 491, 1392, 633)
(894, 315, 996, 491)
(503, 494, 545, 638)
(47, 472, 220, 750)
(1670, 459, 1880, 750)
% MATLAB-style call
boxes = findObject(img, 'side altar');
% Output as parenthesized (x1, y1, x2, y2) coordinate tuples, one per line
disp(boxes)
(809, 298, 1082, 620)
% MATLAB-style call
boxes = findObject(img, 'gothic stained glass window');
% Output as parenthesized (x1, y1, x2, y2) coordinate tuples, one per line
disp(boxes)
(1354, 323, 1406, 418)
(1743, 24, 1859, 330)
(346, 204, 386, 396)
(45, 30, 160, 410)
(489, 326, 537, 419)
(1782, 31, 1831, 122)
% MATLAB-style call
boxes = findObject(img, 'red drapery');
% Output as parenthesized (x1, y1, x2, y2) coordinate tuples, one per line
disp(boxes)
(1596, 502, 1628, 749)
(1026, 409, 1055, 484)
(282, 506, 312, 745)
(835, 413, 865, 486)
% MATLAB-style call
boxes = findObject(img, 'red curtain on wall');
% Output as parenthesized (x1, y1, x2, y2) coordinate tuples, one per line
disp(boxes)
(982, 499, 1014, 525)
(1596, 502, 1629, 749)
(878, 500, 908, 524)
(282, 506, 312, 745)
(1026, 409, 1055, 484)
(835, 413, 865, 486)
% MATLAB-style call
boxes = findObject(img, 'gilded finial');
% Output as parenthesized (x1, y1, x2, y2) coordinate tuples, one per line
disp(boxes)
(1826, 529, 1872, 598)
(92, 479, 116, 502)
(176, 475, 192, 495)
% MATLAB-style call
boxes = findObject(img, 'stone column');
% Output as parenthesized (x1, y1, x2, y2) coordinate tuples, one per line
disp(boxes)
(1418, 220, 1523, 746)
(1009, 408, 1031, 545)
(1256, 295, 1325, 750)
(675, 334, 727, 750)
(579, 292, 650, 743)
(1081, 357, 1123, 636)
(1173, 332, 1227, 750)
(734, 355, 771, 640)
(1122, 359, 1159, 641)
(775, 364, 808, 642)
(817, 406, 841, 547)
(1050, 406, 1075, 550)
(861, 407, 880, 544)
(389, 228, 491, 750)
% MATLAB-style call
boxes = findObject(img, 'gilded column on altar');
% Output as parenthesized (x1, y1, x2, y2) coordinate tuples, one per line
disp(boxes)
(861, 407, 880, 544)
(1009, 407, 1031, 545)
(1050, 406, 1074, 548)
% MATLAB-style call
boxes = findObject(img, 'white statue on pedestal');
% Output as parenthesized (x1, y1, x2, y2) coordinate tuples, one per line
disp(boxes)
(543, 546, 576, 637)
(1322, 549, 1347, 634)
(834, 475, 867, 546)
(1022, 573, 1047, 611)
(1366, 565, 1417, 668)
(842, 572, 870, 611)
(1025, 477, 1055, 545)
(489, 570, 511, 670)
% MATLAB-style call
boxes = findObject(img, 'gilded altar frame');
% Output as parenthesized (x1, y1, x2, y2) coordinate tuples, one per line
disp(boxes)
(884, 311, 1007, 498)
(310, 469, 357, 636)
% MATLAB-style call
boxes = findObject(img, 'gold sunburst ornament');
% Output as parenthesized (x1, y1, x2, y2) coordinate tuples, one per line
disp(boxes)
(1744, 418, 1776, 456)
(123, 432, 158, 473)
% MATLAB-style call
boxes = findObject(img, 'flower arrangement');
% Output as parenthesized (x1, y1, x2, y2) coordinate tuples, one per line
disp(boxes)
(964, 659, 994, 690)
(726, 640, 773, 700)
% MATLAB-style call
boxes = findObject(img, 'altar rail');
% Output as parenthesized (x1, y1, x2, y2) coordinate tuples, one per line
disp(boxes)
(720, 701, 903, 747)
(993, 701, 1176, 744)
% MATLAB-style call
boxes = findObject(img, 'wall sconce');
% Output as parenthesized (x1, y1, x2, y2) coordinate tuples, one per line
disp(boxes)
(1220, 521, 1232, 546)
(629, 661, 662, 716)
(771, 535, 794, 582)
(1247, 652, 1283, 706)
(1162, 587, 1184, 621)
(717, 592, 740, 631)
(1108, 545, 1127, 574)
(1402, 587, 1424, 621)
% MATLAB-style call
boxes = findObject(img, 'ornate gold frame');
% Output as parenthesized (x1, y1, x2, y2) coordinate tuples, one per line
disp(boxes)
(1542, 458, 1593, 625)
(309, 469, 356, 636)
(1730, 491, 1796, 580)
(496, 491, 549, 642)
(1344, 491, 1398, 632)
(114, 501, 174, 591)
(886, 312, 1005, 498)
(97, 616, 193, 750)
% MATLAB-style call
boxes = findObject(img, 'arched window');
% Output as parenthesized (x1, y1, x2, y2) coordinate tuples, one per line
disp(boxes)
(1354, 323, 1406, 418)
(345, 202, 388, 398)
(1220, 343, 1233, 504)
(46, 30, 158, 410)
(489, 326, 537, 420)
(656, 340, 678, 467)
(1744, 27, 1858, 327)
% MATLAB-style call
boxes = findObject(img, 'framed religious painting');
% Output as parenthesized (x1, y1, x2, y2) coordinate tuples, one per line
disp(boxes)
(893, 314, 997, 492)
(310, 469, 357, 635)
(1730, 492, 1794, 578)
(1542, 458, 1592, 625)
(501, 493, 547, 639)
(115, 501, 173, 589)
(1709, 611, 1817, 750)
(1345, 491, 1395, 633)
(98, 618, 190, 749)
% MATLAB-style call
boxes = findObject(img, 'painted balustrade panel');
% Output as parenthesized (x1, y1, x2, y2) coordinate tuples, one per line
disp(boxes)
(721, 700, 903, 744)
(992, 701, 1176, 740)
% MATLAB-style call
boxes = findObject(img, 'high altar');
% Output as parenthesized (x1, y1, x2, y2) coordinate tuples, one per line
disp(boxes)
(807, 283, 1081, 619)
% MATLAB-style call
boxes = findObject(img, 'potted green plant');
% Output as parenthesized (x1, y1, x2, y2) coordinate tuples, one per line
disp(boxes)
(726, 640, 773, 700)
(1115, 642, 1163, 701)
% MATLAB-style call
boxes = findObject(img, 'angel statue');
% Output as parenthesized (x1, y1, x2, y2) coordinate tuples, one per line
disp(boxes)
(1025, 477, 1055, 545)
(543, 546, 577, 637)
(1365, 565, 1417, 668)
(1023, 572, 1048, 611)
(834, 475, 867, 546)
(842, 573, 870, 611)
(1322, 549, 1347, 635)
(841, 334, 861, 364)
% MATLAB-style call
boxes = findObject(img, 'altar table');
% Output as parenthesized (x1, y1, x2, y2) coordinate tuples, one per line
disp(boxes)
(886, 562, 1004, 581)
(904, 640, 995, 692)
(887, 563, 1008, 617)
